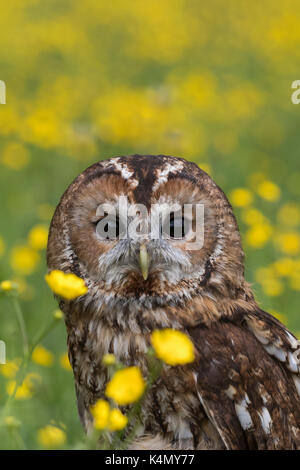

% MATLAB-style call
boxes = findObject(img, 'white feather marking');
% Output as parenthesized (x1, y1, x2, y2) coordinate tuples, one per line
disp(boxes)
(287, 351, 299, 373)
(286, 331, 299, 349)
(152, 161, 184, 191)
(264, 344, 287, 362)
(257, 407, 272, 435)
(234, 395, 253, 431)
(225, 385, 237, 400)
(293, 375, 300, 396)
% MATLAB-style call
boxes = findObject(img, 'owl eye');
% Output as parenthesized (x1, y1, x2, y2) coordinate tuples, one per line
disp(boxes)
(95, 215, 121, 240)
(163, 212, 191, 239)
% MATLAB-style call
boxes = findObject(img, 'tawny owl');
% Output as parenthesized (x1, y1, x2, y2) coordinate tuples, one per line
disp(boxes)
(47, 154, 300, 450)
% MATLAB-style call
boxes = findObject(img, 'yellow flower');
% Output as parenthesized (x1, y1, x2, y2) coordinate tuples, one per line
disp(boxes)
(108, 408, 128, 432)
(37, 425, 66, 449)
(0, 280, 13, 291)
(102, 353, 116, 366)
(45, 270, 88, 300)
(257, 180, 280, 201)
(261, 278, 284, 297)
(151, 329, 195, 366)
(28, 225, 49, 250)
(105, 366, 146, 405)
(60, 352, 72, 371)
(245, 223, 272, 248)
(0, 359, 20, 378)
(90, 399, 110, 430)
(277, 204, 300, 227)
(272, 258, 295, 277)
(53, 309, 63, 320)
(11, 245, 40, 275)
(290, 272, 300, 291)
(0, 237, 5, 257)
(229, 188, 253, 208)
(275, 232, 300, 255)
(241, 208, 266, 225)
(1, 142, 30, 170)
(6, 373, 40, 399)
(32, 345, 54, 367)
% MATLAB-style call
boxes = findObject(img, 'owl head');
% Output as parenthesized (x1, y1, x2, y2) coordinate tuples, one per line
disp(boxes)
(47, 155, 246, 308)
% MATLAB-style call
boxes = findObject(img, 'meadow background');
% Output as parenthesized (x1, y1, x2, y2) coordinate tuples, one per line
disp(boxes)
(0, 0, 300, 449)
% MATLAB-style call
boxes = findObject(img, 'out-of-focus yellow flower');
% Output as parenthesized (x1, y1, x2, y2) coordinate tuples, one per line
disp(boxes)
(245, 223, 272, 248)
(0, 280, 14, 291)
(272, 258, 295, 277)
(255, 267, 275, 283)
(277, 204, 300, 227)
(290, 272, 300, 291)
(241, 208, 266, 225)
(102, 353, 116, 366)
(60, 352, 72, 371)
(105, 366, 146, 405)
(53, 309, 63, 320)
(261, 278, 284, 297)
(257, 180, 280, 201)
(0, 359, 20, 379)
(1, 142, 30, 170)
(108, 408, 128, 432)
(32, 345, 54, 367)
(151, 329, 195, 365)
(37, 425, 66, 448)
(275, 232, 300, 255)
(11, 245, 40, 275)
(229, 188, 253, 208)
(28, 225, 48, 250)
(90, 399, 110, 430)
(45, 270, 88, 300)
(6, 373, 40, 399)
(0, 237, 5, 257)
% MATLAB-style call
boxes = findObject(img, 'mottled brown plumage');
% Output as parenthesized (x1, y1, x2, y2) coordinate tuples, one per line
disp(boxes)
(47, 155, 300, 449)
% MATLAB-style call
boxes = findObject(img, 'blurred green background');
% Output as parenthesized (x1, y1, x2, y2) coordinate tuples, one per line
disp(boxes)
(0, 0, 300, 449)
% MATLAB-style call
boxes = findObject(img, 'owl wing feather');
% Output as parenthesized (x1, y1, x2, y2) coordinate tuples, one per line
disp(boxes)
(189, 310, 300, 450)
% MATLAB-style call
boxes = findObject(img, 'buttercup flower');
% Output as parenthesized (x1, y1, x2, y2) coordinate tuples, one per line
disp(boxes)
(90, 399, 110, 430)
(0, 280, 14, 291)
(11, 245, 40, 275)
(229, 188, 253, 207)
(45, 270, 88, 300)
(28, 225, 49, 250)
(257, 180, 280, 201)
(108, 408, 128, 431)
(105, 366, 146, 405)
(60, 352, 72, 371)
(37, 425, 66, 448)
(32, 345, 54, 367)
(102, 353, 116, 366)
(151, 329, 195, 366)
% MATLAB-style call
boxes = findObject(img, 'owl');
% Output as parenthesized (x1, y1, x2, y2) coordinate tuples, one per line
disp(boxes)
(47, 154, 300, 450)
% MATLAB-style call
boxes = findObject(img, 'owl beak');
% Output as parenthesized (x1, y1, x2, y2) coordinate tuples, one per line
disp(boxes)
(139, 243, 149, 280)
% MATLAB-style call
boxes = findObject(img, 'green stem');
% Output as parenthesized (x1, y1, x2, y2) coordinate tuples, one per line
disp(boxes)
(0, 316, 61, 420)
(12, 296, 29, 357)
